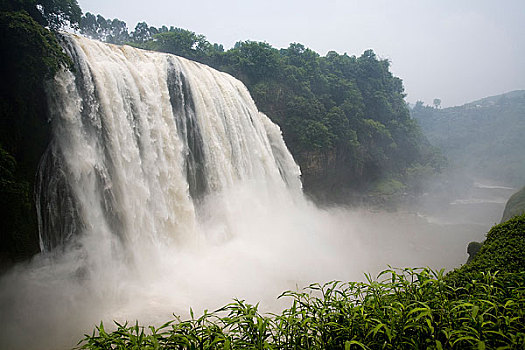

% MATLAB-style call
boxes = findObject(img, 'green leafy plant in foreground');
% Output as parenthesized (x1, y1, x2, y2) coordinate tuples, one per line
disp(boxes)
(78, 268, 525, 350)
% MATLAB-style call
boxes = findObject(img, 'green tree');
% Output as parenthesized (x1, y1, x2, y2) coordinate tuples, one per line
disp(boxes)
(131, 21, 153, 43)
(224, 41, 281, 85)
(149, 28, 212, 61)
(80, 13, 130, 44)
(0, 0, 81, 30)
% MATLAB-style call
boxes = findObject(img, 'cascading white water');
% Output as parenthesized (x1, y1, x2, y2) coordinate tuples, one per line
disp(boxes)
(0, 35, 312, 349)
(37, 34, 302, 257)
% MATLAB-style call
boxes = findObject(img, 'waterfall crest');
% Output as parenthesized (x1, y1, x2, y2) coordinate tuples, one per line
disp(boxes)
(37, 34, 301, 253)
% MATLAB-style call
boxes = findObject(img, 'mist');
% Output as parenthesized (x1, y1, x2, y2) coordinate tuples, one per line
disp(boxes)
(0, 181, 495, 350)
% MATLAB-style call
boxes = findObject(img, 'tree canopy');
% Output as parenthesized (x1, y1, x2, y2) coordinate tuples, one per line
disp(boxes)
(0, 0, 81, 30)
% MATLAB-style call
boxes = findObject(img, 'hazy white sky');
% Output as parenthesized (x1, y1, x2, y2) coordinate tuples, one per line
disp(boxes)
(77, 0, 525, 107)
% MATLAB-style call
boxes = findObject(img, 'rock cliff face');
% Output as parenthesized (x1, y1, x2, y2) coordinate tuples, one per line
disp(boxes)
(501, 186, 525, 223)
(298, 150, 337, 180)
(297, 150, 339, 202)
(0, 12, 60, 268)
(297, 148, 371, 204)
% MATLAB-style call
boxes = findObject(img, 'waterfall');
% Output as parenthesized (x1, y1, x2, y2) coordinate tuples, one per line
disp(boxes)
(0, 34, 472, 350)
(37, 34, 302, 255)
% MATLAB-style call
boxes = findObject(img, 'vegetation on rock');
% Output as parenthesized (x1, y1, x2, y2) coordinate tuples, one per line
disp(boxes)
(0, 1, 80, 264)
(447, 214, 525, 286)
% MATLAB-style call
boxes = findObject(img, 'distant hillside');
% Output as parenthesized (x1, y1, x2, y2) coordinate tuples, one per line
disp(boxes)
(411, 90, 525, 186)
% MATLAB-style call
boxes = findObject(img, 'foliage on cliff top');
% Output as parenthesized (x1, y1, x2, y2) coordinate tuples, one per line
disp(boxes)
(0, 0, 81, 30)
(0, 10, 72, 92)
